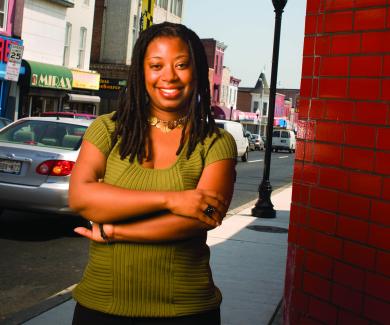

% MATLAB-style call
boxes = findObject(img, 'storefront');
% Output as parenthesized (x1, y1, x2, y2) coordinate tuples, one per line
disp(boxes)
(66, 69, 101, 115)
(98, 78, 127, 114)
(0, 36, 24, 120)
(19, 60, 73, 117)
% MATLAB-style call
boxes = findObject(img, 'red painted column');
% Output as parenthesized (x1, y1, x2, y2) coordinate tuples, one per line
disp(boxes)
(284, 1, 390, 324)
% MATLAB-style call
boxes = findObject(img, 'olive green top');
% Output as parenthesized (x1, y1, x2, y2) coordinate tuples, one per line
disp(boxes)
(73, 113, 237, 317)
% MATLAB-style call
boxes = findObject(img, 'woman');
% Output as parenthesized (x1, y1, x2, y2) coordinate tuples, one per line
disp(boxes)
(69, 22, 237, 325)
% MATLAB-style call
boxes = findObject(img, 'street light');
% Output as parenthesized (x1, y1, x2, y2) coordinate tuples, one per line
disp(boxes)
(252, 0, 288, 218)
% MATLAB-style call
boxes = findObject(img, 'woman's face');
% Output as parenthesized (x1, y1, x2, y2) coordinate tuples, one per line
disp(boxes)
(144, 36, 194, 116)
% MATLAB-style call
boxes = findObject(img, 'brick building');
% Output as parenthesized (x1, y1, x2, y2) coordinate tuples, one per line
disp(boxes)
(284, 1, 390, 324)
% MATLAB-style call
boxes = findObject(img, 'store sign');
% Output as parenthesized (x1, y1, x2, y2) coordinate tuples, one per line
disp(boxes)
(71, 70, 100, 90)
(100, 78, 127, 91)
(5, 44, 24, 81)
(31, 73, 72, 90)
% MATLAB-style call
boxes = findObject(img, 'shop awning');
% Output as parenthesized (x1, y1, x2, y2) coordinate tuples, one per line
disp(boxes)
(67, 93, 100, 103)
(24, 60, 73, 90)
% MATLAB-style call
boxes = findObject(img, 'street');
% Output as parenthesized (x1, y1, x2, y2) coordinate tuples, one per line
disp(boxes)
(0, 150, 294, 321)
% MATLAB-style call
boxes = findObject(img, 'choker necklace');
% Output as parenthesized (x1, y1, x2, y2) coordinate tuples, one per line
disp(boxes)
(148, 116, 187, 133)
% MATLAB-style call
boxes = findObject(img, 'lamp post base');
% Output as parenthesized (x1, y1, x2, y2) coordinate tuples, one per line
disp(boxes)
(251, 205, 276, 218)
(251, 180, 276, 218)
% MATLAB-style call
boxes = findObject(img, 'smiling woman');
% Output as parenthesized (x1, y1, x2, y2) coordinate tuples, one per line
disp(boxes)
(69, 22, 237, 325)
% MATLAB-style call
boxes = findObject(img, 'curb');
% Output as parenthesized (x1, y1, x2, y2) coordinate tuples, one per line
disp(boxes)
(2, 286, 74, 325)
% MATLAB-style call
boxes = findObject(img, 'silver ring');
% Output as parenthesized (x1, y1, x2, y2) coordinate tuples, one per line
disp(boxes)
(204, 205, 216, 217)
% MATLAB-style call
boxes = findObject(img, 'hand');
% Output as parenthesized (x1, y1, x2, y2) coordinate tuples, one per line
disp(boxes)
(74, 223, 114, 243)
(165, 189, 228, 227)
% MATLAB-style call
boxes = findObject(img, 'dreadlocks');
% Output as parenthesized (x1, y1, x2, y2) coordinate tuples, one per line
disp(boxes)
(111, 22, 219, 163)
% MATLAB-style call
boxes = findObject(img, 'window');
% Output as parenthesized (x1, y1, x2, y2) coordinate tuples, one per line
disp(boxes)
(156, 0, 168, 10)
(282, 131, 290, 139)
(281, 131, 290, 138)
(63, 22, 72, 66)
(0, 0, 8, 30)
(176, 0, 182, 17)
(132, 15, 138, 50)
(77, 27, 87, 69)
(262, 102, 268, 116)
(253, 101, 259, 111)
(169, 0, 182, 16)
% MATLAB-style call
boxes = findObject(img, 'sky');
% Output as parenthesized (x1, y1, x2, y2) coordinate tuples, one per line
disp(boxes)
(182, 1, 307, 89)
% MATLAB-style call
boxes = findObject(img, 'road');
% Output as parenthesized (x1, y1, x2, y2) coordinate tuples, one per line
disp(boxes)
(0, 149, 294, 321)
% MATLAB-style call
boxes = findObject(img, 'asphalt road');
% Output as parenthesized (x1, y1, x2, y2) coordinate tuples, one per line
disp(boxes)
(0, 149, 294, 321)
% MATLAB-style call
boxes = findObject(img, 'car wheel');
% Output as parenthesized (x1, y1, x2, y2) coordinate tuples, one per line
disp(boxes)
(241, 148, 249, 162)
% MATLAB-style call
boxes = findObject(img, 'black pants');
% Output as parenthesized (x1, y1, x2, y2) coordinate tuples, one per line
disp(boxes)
(72, 303, 221, 325)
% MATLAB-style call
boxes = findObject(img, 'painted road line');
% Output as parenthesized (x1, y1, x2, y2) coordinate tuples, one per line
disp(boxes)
(278, 156, 289, 159)
(248, 159, 263, 163)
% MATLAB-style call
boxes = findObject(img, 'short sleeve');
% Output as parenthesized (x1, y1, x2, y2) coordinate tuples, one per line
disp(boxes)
(204, 130, 237, 166)
(83, 113, 115, 157)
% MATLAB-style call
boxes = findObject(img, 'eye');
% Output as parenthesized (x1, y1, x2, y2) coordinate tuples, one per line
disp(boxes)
(176, 62, 189, 69)
(149, 64, 162, 70)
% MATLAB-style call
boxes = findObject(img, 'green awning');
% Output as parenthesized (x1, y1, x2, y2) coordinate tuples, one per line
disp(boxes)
(25, 60, 73, 90)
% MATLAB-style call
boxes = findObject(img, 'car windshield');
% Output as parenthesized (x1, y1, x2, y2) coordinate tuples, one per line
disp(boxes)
(252, 135, 259, 140)
(0, 120, 87, 150)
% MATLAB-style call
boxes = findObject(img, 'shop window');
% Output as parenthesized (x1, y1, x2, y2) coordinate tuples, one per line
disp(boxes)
(0, 0, 8, 31)
(77, 27, 87, 69)
(63, 22, 72, 66)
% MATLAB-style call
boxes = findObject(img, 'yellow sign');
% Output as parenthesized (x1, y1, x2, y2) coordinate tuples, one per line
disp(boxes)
(71, 70, 100, 90)
(141, 0, 154, 31)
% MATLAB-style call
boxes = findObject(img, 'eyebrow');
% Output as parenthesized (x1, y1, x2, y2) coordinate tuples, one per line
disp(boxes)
(146, 54, 190, 60)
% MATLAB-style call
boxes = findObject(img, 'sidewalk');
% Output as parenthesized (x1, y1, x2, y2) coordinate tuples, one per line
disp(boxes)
(13, 185, 291, 325)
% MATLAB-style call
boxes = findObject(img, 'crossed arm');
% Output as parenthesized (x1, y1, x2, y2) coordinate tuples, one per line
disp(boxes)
(68, 140, 236, 243)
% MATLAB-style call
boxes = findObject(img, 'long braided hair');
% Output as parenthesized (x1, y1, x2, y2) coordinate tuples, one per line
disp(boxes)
(111, 22, 219, 163)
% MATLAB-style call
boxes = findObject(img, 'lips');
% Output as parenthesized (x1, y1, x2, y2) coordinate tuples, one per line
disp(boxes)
(158, 88, 181, 99)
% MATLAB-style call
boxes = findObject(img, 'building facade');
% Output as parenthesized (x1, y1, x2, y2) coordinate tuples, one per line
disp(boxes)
(201, 38, 226, 105)
(237, 72, 270, 136)
(17, 0, 99, 119)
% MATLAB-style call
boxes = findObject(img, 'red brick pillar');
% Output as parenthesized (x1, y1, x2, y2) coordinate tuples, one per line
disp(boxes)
(284, 1, 390, 324)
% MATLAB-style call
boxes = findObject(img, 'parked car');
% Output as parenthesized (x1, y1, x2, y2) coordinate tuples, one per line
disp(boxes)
(0, 117, 12, 129)
(245, 131, 256, 151)
(215, 119, 249, 162)
(0, 117, 92, 215)
(248, 136, 256, 151)
(40, 111, 97, 120)
(251, 134, 265, 150)
(272, 129, 296, 153)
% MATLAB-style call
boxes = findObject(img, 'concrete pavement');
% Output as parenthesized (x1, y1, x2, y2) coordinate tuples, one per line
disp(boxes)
(7, 185, 291, 325)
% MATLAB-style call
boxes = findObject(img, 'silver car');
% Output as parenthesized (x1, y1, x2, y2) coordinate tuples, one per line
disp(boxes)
(0, 117, 92, 215)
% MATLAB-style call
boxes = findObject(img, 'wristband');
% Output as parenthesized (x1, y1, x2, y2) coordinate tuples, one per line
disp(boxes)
(99, 223, 109, 241)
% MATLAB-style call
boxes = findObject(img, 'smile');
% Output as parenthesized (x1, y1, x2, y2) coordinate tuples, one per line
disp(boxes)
(159, 88, 181, 98)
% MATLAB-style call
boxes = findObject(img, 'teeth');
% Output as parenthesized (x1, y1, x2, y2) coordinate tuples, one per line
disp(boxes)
(161, 89, 177, 94)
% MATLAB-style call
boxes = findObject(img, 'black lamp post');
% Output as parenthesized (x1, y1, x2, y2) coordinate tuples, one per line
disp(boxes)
(252, 0, 288, 218)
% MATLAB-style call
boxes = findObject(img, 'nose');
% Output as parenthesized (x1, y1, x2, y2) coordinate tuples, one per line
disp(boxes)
(162, 65, 178, 81)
